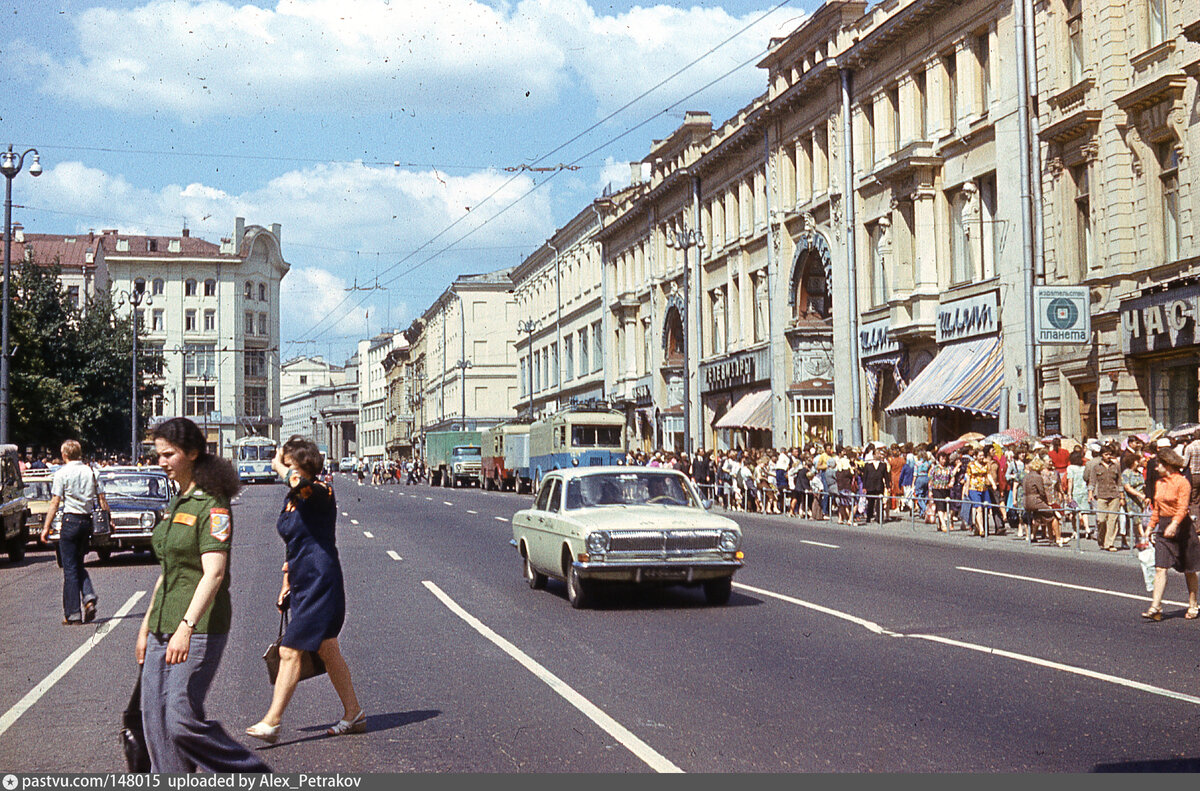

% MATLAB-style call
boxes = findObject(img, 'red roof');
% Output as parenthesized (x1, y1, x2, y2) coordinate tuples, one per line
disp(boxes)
(4, 232, 102, 269)
(1, 228, 246, 265)
(98, 229, 236, 259)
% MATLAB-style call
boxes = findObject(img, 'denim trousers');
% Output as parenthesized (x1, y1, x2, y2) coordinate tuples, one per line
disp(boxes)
(58, 514, 96, 620)
(141, 632, 272, 773)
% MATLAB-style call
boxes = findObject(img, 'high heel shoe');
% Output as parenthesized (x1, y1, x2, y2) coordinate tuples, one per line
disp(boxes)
(326, 709, 366, 736)
(245, 721, 281, 744)
(1141, 607, 1163, 622)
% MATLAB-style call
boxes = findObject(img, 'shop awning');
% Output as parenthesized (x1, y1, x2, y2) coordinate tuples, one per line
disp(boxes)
(884, 337, 1003, 418)
(715, 389, 772, 430)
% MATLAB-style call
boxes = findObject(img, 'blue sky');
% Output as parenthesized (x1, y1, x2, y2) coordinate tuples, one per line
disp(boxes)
(3, 0, 820, 364)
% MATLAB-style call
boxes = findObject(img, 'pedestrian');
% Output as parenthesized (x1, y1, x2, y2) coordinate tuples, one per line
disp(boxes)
(1064, 448, 1090, 542)
(40, 440, 108, 625)
(135, 417, 271, 773)
(1121, 452, 1148, 546)
(965, 447, 994, 536)
(1089, 443, 1124, 551)
(861, 446, 888, 523)
(247, 436, 364, 743)
(1141, 445, 1200, 621)
(928, 452, 953, 532)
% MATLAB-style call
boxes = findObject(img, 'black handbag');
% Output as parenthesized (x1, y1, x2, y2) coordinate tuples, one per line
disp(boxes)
(263, 605, 326, 685)
(120, 672, 151, 772)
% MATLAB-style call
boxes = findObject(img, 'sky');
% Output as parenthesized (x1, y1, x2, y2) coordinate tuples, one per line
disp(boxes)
(2, 0, 820, 365)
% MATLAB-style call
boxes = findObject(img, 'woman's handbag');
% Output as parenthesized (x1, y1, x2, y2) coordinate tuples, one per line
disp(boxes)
(263, 605, 326, 685)
(120, 672, 151, 772)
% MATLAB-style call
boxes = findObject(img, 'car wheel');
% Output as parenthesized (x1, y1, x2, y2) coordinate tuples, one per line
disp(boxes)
(523, 552, 547, 590)
(703, 577, 733, 606)
(6, 529, 26, 563)
(566, 565, 591, 609)
(94, 548, 111, 563)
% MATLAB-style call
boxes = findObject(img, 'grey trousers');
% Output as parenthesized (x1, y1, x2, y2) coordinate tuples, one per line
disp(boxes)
(141, 632, 271, 773)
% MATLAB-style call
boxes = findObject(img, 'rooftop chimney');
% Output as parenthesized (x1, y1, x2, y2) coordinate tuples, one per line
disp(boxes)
(271, 223, 281, 244)
(182, 227, 190, 237)
(233, 217, 245, 254)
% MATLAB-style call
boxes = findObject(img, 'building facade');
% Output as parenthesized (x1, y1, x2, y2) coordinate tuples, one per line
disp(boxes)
(101, 218, 289, 455)
(280, 355, 345, 402)
(8, 225, 110, 308)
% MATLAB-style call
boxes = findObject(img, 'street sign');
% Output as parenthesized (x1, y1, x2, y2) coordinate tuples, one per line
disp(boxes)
(1034, 286, 1090, 344)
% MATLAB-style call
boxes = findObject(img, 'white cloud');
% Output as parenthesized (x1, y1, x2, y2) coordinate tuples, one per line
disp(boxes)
(280, 266, 371, 344)
(33, 0, 801, 119)
(595, 156, 633, 195)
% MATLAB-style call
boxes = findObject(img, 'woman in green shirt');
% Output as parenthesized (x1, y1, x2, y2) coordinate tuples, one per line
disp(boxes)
(135, 417, 270, 773)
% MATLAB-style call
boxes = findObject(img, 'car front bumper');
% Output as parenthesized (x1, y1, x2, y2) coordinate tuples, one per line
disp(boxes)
(92, 530, 154, 550)
(572, 559, 742, 584)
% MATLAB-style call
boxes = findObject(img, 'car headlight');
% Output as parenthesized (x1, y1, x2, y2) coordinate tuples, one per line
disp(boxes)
(586, 531, 609, 554)
(719, 530, 740, 552)
(140, 511, 157, 530)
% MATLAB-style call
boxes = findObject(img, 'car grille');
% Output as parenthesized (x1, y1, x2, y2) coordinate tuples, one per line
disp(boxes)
(608, 529, 723, 553)
(111, 513, 148, 532)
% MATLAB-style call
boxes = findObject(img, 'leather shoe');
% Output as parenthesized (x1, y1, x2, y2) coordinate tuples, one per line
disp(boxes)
(83, 600, 97, 623)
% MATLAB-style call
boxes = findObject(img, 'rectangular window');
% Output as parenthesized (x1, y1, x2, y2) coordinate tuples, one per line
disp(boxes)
(1068, 0, 1084, 84)
(67, 285, 80, 307)
(978, 173, 998, 279)
(204, 279, 216, 297)
(152, 309, 164, 332)
(185, 309, 196, 332)
(950, 189, 970, 284)
(753, 272, 768, 343)
(245, 311, 254, 335)
(244, 386, 268, 417)
(564, 335, 574, 381)
(244, 350, 266, 378)
(184, 386, 215, 417)
(1147, 0, 1168, 49)
(815, 125, 829, 193)
(520, 357, 527, 398)
(551, 342, 559, 387)
(203, 309, 215, 331)
(1071, 164, 1092, 279)
(944, 51, 958, 128)
(888, 85, 901, 151)
(730, 276, 741, 345)
(976, 32, 990, 109)
(258, 313, 268, 336)
(868, 223, 889, 307)
(184, 343, 217, 378)
(914, 69, 928, 140)
(1160, 143, 1181, 262)
(1150, 359, 1198, 428)
(592, 322, 603, 373)
(862, 102, 875, 170)
(578, 329, 589, 375)
(711, 288, 726, 356)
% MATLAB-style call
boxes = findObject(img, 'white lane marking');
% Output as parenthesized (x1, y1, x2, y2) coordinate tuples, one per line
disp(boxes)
(466, 510, 478, 515)
(443, 501, 453, 506)
(957, 566, 1189, 607)
(422, 581, 683, 773)
(341, 511, 349, 517)
(387, 550, 403, 561)
(363, 531, 374, 539)
(800, 539, 840, 549)
(0, 591, 145, 737)
(350, 519, 359, 525)
(494, 517, 509, 523)
(736, 580, 1200, 707)
(425, 497, 433, 501)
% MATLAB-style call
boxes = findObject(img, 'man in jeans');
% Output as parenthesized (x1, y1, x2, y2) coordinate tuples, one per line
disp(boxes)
(40, 440, 109, 624)
(1088, 442, 1124, 552)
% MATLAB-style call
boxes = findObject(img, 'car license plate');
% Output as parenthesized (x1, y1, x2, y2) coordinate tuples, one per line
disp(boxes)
(643, 568, 686, 580)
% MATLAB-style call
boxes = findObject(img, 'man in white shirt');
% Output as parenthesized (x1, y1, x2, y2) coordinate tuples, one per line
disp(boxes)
(41, 440, 108, 625)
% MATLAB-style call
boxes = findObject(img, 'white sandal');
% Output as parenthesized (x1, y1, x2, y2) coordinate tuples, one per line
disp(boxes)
(245, 721, 281, 744)
(326, 710, 366, 736)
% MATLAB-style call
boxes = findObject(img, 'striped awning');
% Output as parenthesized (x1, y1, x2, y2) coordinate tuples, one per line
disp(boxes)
(715, 389, 772, 430)
(884, 337, 1003, 418)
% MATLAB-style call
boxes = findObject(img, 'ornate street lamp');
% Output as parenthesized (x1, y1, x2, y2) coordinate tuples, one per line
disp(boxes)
(664, 225, 704, 455)
(0, 145, 42, 444)
(117, 280, 152, 462)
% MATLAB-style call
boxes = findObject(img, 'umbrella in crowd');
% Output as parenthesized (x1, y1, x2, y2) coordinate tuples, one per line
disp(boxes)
(958, 432, 985, 442)
(938, 439, 969, 454)
(983, 432, 1019, 446)
(1000, 427, 1031, 442)
(1168, 423, 1200, 439)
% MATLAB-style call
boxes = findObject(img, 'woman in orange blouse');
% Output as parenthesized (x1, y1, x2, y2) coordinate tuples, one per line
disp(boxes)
(1142, 447, 1199, 621)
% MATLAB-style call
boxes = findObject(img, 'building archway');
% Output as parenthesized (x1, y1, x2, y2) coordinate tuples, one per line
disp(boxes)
(788, 231, 833, 321)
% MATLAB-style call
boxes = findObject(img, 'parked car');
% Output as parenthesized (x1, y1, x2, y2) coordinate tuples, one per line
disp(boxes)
(91, 467, 175, 561)
(0, 445, 29, 562)
(339, 457, 357, 472)
(23, 470, 54, 548)
(511, 467, 743, 608)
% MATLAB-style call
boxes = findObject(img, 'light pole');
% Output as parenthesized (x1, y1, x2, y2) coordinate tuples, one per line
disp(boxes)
(517, 318, 538, 419)
(117, 281, 152, 462)
(664, 224, 704, 456)
(1, 145, 42, 444)
(453, 291, 472, 431)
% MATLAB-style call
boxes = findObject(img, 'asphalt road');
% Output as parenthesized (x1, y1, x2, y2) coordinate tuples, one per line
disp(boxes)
(4, 474, 1200, 773)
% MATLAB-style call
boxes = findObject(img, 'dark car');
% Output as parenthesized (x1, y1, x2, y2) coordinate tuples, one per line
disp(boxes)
(91, 467, 175, 561)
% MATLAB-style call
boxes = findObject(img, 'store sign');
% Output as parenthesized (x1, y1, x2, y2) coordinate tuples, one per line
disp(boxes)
(1043, 408, 1061, 436)
(1120, 283, 1200, 355)
(1099, 403, 1119, 434)
(1034, 286, 1090, 344)
(701, 348, 767, 393)
(859, 317, 900, 359)
(937, 291, 998, 343)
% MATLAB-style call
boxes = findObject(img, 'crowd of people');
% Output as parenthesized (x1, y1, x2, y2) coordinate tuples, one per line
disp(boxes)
(624, 427, 1200, 555)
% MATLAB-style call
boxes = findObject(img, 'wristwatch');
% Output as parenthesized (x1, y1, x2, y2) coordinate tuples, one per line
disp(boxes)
(180, 616, 196, 630)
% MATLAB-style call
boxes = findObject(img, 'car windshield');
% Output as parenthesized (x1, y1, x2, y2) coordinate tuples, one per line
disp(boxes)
(564, 472, 697, 510)
(99, 474, 168, 499)
(454, 447, 481, 457)
(570, 424, 622, 448)
(24, 480, 52, 500)
(238, 445, 274, 461)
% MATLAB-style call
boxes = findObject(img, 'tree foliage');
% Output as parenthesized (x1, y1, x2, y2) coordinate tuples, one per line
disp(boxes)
(9, 260, 160, 456)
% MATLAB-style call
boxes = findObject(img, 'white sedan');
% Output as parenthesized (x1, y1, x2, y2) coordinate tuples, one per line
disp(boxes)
(511, 466, 744, 608)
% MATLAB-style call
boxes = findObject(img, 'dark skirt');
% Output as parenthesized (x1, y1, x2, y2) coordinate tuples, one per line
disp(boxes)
(930, 488, 950, 513)
(1154, 517, 1200, 573)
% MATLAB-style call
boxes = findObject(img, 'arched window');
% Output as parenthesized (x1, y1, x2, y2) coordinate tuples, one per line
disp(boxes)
(663, 307, 684, 366)
(184, 278, 197, 297)
(258, 283, 267, 302)
(244, 280, 253, 299)
(791, 247, 832, 322)
(151, 278, 164, 295)
(203, 279, 216, 297)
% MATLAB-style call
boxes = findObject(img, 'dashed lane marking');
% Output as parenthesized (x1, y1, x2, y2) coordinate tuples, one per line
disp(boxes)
(957, 566, 1189, 607)
(443, 501, 453, 506)
(0, 591, 145, 737)
(799, 539, 840, 549)
(363, 531, 374, 539)
(350, 519, 359, 525)
(494, 517, 509, 523)
(425, 497, 433, 501)
(341, 512, 349, 517)
(422, 581, 683, 773)
(387, 550, 403, 561)
(466, 510, 478, 515)
(733, 581, 1200, 708)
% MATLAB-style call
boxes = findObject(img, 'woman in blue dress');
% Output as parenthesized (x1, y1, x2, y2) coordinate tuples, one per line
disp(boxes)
(246, 436, 364, 743)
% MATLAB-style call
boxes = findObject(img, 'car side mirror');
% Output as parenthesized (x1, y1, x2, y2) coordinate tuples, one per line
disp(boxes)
(702, 498, 713, 511)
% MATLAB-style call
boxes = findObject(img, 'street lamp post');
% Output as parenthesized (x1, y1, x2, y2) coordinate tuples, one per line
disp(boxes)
(117, 281, 152, 462)
(0, 145, 42, 445)
(454, 292, 471, 431)
(664, 225, 704, 456)
(517, 318, 538, 419)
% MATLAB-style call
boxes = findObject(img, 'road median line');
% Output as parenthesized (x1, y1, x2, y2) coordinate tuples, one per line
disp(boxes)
(422, 580, 683, 773)
(0, 590, 145, 737)
(957, 566, 1188, 607)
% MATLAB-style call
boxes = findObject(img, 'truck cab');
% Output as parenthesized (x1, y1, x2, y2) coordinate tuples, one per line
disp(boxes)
(449, 445, 482, 488)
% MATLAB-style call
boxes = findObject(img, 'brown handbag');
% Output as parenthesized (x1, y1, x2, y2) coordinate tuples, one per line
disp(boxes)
(263, 605, 326, 685)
